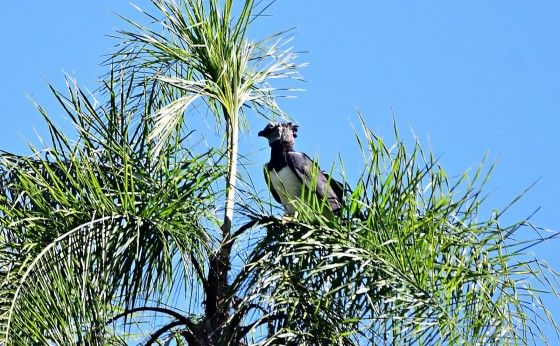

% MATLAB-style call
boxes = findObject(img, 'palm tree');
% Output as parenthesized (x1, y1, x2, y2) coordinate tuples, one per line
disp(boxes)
(0, 0, 558, 345)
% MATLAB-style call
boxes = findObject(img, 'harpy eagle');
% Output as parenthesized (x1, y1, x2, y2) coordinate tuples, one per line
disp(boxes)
(258, 122, 344, 219)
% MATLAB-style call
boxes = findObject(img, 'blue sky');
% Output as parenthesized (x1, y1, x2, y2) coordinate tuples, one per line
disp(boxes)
(2, 0, 560, 341)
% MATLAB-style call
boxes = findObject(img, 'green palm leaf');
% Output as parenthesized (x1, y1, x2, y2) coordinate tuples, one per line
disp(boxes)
(0, 1, 559, 345)
(0, 71, 221, 345)
(231, 118, 560, 345)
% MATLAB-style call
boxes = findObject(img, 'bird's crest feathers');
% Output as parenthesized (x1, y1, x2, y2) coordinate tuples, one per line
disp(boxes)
(258, 121, 299, 145)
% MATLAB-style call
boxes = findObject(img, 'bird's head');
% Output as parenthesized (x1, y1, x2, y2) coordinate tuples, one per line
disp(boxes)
(258, 121, 298, 145)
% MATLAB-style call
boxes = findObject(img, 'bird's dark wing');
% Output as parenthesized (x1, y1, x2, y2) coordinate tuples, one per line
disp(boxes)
(285, 151, 342, 213)
(323, 172, 344, 202)
(263, 164, 282, 204)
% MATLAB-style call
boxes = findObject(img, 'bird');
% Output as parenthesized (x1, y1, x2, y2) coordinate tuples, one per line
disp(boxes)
(258, 121, 344, 220)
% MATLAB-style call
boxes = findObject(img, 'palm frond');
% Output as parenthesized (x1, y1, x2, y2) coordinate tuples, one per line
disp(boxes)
(0, 71, 221, 345)
(109, 0, 302, 147)
(231, 117, 560, 345)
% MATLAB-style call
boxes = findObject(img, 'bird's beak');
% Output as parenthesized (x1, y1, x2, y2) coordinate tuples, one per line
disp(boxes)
(258, 130, 266, 137)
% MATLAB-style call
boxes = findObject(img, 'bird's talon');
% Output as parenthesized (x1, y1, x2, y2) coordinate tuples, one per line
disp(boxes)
(281, 215, 295, 224)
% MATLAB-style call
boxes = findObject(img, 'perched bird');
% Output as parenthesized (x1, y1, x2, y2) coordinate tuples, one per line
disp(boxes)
(258, 121, 344, 220)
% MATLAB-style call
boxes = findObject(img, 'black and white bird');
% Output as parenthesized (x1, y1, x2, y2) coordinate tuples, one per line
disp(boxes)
(258, 121, 344, 220)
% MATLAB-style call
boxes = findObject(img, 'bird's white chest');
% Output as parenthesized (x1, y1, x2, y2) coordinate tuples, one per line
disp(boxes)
(270, 166, 302, 215)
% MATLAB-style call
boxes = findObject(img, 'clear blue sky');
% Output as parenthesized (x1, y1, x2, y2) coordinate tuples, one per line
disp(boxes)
(2, 0, 560, 340)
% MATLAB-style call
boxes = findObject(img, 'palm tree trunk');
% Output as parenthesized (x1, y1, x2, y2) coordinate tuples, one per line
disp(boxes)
(206, 108, 238, 342)
(223, 111, 239, 236)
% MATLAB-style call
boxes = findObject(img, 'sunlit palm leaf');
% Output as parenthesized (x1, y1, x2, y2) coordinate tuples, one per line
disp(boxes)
(0, 72, 221, 345)
(110, 0, 302, 146)
(231, 118, 560, 345)
(2, 0, 559, 344)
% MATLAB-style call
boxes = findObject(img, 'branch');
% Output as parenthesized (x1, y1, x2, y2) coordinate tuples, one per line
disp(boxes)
(224, 301, 271, 339)
(190, 252, 209, 293)
(107, 306, 198, 337)
(230, 215, 277, 241)
(144, 320, 183, 345)
(144, 319, 201, 346)
(234, 315, 284, 344)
